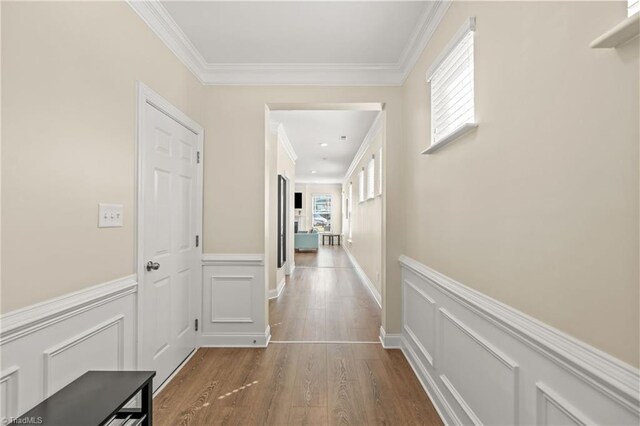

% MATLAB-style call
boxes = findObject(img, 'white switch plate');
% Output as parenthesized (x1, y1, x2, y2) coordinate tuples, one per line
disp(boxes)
(98, 203, 123, 228)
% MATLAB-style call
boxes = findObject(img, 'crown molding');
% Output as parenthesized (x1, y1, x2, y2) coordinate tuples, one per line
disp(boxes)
(343, 111, 384, 185)
(269, 121, 298, 164)
(128, 0, 452, 86)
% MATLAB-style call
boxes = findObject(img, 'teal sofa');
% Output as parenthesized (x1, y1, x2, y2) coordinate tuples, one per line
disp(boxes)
(295, 232, 319, 251)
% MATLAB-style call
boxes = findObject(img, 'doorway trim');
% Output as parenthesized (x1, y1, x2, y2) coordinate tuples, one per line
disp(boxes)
(135, 82, 205, 368)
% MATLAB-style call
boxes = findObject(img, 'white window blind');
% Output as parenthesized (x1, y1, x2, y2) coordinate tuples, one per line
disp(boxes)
(366, 156, 375, 200)
(630, 0, 639, 16)
(358, 169, 365, 203)
(426, 17, 477, 149)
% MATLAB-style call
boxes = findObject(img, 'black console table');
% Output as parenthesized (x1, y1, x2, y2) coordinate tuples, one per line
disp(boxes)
(10, 370, 155, 426)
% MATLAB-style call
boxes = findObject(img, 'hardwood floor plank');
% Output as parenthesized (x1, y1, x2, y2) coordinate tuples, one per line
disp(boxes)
(327, 379, 369, 426)
(292, 344, 328, 407)
(288, 407, 329, 425)
(355, 358, 404, 425)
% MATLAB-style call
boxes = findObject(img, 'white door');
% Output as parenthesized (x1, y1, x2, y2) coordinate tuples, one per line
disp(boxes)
(140, 99, 201, 390)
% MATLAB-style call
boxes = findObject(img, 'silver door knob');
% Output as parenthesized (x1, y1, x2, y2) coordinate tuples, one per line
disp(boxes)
(146, 261, 160, 271)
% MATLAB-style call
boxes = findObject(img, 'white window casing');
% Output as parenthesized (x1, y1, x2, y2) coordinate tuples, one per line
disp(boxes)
(630, 0, 639, 17)
(366, 156, 375, 200)
(377, 148, 383, 196)
(424, 17, 477, 154)
(348, 182, 353, 240)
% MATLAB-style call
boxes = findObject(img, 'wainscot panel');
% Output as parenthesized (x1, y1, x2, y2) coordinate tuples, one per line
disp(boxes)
(0, 275, 137, 421)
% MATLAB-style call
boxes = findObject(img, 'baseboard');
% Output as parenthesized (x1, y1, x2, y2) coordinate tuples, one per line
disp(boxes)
(400, 334, 458, 425)
(378, 326, 402, 349)
(0, 275, 138, 420)
(153, 348, 198, 396)
(399, 255, 640, 425)
(268, 277, 286, 299)
(342, 245, 382, 308)
(199, 326, 271, 348)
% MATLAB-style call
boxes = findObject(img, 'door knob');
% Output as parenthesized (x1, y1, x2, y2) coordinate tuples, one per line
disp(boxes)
(146, 261, 160, 271)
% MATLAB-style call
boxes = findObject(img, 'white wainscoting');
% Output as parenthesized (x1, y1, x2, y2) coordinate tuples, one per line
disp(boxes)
(201, 254, 270, 347)
(0, 276, 137, 421)
(398, 255, 640, 426)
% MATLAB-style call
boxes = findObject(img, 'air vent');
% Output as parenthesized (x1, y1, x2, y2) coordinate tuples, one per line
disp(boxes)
(340, 136, 347, 141)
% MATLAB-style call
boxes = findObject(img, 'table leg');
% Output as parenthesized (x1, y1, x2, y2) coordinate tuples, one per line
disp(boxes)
(141, 380, 152, 426)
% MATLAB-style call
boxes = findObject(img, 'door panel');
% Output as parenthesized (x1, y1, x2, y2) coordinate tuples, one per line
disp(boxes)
(142, 102, 199, 390)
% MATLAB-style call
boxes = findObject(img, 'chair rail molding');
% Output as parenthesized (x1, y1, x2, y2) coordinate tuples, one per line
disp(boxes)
(201, 253, 264, 267)
(0, 275, 137, 346)
(398, 255, 640, 425)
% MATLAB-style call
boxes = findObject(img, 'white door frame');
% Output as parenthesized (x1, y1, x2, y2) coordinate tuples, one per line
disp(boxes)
(135, 82, 204, 368)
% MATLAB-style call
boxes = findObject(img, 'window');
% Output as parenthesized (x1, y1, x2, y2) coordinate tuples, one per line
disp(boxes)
(377, 148, 383, 196)
(367, 155, 375, 200)
(348, 183, 353, 240)
(358, 169, 365, 203)
(312, 194, 331, 232)
(425, 17, 477, 152)
(630, 0, 639, 16)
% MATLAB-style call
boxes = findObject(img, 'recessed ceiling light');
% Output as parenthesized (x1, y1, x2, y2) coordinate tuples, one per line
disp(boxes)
(311, 170, 317, 174)
(320, 143, 328, 147)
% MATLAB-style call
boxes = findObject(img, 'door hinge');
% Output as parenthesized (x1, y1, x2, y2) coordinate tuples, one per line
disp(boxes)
(197, 151, 200, 164)
(195, 235, 199, 247)
(195, 319, 199, 331)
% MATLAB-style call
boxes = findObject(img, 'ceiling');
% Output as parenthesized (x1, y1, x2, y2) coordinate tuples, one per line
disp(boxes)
(128, 1, 451, 85)
(270, 110, 379, 183)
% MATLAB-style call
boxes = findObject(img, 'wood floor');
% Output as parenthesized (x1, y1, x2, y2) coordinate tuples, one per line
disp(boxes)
(153, 343, 443, 425)
(270, 246, 381, 342)
(153, 246, 442, 425)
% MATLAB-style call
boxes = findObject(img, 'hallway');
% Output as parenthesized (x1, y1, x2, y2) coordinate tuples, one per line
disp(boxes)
(270, 246, 381, 342)
(153, 247, 442, 425)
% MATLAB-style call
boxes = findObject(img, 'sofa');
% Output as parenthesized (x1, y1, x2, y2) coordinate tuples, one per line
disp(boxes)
(294, 231, 319, 251)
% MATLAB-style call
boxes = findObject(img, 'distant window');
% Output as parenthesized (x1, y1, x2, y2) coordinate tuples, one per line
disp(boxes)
(358, 169, 365, 203)
(377, 148, 383, 196)
(630, 0, 639, 16)
(348, 183, 353, 240)
(312, 194, 331, 232)
(367, 156, 375, 200)
(426, 17, 477, 150)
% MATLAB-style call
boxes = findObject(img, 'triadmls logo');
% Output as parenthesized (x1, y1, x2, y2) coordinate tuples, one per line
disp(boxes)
(2, 417, 43, 425)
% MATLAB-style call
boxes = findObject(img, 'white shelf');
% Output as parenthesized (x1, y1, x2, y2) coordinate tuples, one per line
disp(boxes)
(590, 13, 640, 48)
(422, 123, 478, 155)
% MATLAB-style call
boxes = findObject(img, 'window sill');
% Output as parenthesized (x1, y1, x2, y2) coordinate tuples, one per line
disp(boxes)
(590, 13, 640, 48)
(422, 123, 478, 155)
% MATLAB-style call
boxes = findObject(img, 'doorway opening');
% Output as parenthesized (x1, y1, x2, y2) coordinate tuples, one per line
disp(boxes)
(264, 103, 386, 343)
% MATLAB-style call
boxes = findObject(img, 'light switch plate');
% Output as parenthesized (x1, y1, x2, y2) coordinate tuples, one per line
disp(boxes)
(98, 203, 123, 228)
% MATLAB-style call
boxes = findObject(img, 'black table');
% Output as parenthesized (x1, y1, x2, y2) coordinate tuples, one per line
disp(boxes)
(321, 233, 342, 246)
(10, 370, 155, 426)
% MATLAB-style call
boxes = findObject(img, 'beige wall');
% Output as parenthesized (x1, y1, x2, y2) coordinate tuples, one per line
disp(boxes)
(201, 87, 405, 334)
(1, 1, 204, 312)
(402, 1, 639, 366)
(3, 0, 636, 369)
(271, 127, 296, 291)
(294, 183, 342, 234)
(343, 128, 384, 296)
